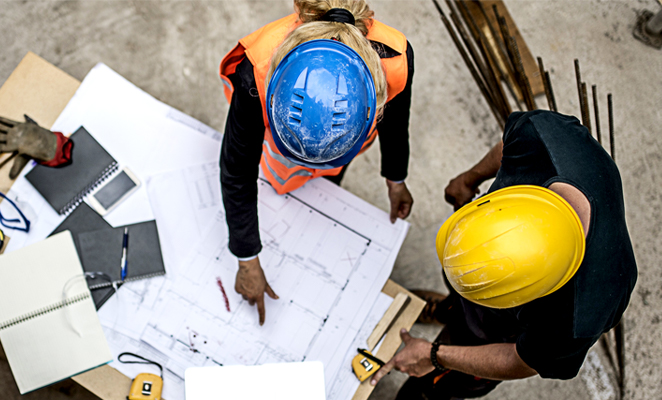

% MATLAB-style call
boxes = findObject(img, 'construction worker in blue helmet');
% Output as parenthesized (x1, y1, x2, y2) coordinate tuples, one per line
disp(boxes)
(219, 0, 414, 325)
(369, 110, 637, 400)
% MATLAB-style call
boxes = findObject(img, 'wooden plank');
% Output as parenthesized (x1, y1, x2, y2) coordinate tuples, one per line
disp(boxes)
(367, 292, 410, 350)
(352, 281, 426, 400)
(462, 0, 544, 101)
(72, 365, 131, 400)
(0, 52, 80, 193)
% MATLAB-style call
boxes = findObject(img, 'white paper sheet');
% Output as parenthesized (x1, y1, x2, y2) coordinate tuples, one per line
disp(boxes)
(3, 63, 221, 253)
(99, 163, 407, 400)
(185, 362, 326, 400)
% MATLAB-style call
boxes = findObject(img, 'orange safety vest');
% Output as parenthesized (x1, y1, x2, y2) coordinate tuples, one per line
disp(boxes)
(220, 14, 408, 195)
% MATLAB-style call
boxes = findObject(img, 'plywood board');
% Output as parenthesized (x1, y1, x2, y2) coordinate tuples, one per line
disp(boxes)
(352, 281, 426, 400)
(367, 292, 410, 350)
(72, 365, 131, 400)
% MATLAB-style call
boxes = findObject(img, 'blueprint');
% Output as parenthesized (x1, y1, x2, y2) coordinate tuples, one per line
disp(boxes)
(98, 163, 407, 400)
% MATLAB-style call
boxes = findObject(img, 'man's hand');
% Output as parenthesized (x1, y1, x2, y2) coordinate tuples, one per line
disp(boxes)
(444, 170, 481, 210)
(235, 257, 278, 326)
(0, 116, 57, 179)
(370, 329, 435, 386)
(387, 180, 413, 223)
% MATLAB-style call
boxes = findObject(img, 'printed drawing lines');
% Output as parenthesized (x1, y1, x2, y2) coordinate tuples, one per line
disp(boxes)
(103, 163, 409, 400)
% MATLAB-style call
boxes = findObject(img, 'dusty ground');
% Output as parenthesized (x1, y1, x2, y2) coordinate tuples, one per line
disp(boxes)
(0, 1, 660, 399)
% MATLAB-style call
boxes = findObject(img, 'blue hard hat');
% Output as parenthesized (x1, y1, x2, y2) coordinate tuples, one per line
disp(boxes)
(266, 39, 377, 170)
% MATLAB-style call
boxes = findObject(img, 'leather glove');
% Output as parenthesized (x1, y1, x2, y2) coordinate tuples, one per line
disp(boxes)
(0, 115, 70, 179)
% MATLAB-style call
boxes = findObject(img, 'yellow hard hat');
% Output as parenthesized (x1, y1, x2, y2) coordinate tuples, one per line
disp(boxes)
(437, 185, 585, 309)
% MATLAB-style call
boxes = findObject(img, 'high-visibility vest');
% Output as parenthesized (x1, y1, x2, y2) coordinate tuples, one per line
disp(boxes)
(220, 14, 408, 195)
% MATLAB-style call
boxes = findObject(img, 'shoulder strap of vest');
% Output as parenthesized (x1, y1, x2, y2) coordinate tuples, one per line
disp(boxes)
(241, 14, 300, 73)
(366, 19, 407, 55)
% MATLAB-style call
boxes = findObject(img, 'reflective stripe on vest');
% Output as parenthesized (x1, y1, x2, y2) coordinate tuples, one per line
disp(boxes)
(220, 14, 408, 194)
(262, 139, 301, 169)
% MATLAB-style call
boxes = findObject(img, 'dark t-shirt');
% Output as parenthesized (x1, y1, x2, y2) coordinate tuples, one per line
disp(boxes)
(454, 111, 637, 379)
(221, 41, 414, 258)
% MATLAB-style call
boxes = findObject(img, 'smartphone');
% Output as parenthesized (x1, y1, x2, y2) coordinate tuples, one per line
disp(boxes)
(88, 167, 141, 216)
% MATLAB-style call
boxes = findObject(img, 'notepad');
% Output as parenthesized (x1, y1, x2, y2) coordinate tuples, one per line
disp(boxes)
(76, 220, 166, 290)
(0, 231, 112, 394)
(26, 126, 118, 215)
(50, 208, 166, 308)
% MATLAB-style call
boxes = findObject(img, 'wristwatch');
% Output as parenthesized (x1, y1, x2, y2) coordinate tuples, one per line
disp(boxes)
(430, 340, 449, 372)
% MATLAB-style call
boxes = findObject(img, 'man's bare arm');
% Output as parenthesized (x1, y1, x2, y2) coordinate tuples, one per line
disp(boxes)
(439, 342, 537, 381)
(445, 141, 503, 210)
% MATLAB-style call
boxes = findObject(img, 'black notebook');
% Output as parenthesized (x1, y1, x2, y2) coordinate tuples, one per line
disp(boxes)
(50, 205, 166, 308)
(77, 220, 166, 307)
(26, 126, 118, 215)
(51, 202, 112, 252)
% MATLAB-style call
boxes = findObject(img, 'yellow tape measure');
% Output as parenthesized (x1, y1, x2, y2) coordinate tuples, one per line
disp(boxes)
(352, 348, 385, 382)
(128, 373, 163, 400)
(118, 352, 163, 400)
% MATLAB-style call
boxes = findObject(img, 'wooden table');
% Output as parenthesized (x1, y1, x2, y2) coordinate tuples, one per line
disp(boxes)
(0, 52, 425, 400)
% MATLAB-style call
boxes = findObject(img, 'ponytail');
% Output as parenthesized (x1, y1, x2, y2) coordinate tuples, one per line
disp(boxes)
(267, 0, 388, 114)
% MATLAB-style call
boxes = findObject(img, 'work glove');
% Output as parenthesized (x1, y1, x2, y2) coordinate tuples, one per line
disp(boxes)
(0, 115, 72, 179)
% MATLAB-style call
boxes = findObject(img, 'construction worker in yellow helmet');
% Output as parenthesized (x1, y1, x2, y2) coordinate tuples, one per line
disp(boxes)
(370, 110, 638, 400)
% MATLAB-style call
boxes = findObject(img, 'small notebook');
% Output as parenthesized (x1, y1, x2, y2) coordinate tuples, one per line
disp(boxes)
(51, 202, 112, 252)
(50, 209, 166, 308)
(77, 220, 166, 304)
(0, 231, 112, 394)
(26, 126, 118, 215)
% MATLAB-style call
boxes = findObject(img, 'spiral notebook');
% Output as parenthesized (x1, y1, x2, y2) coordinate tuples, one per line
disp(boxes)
(26, 126, 118, 215)
(0, 231, 112, 394)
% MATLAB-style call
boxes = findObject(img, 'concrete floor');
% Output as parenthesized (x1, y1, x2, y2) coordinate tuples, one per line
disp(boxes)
(1, 1, 661, 399)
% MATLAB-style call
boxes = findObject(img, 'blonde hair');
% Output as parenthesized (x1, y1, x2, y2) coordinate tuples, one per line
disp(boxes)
(267, 0, 387, 113)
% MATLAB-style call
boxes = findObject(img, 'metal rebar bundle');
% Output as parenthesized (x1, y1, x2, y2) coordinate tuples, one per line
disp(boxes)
(431, 0, 506, 128)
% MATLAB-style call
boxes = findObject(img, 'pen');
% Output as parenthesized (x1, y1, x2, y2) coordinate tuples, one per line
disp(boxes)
(120, 227, 129, 281)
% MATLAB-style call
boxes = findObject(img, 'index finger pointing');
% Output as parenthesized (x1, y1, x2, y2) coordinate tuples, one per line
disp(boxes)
(257, 293, 266, 326)
(370, 358, 395, 386)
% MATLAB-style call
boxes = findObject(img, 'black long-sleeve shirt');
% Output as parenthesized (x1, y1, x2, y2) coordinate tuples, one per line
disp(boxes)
(221, 41, 415, 258)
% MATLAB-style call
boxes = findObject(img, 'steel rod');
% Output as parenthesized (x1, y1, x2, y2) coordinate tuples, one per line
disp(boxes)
(507, 31, 536, 110)
(581, 82, 592, 135)
(592, 85, 601, 144)
(482, 3, 519, 87)
(475, 2, 522, 108)
(599, 333, 618, 380)
(456, 0, 513, 116)
(608, 93, 615, 161)
(449, 9, 507, 119)
(615, 322, 625, 399)
(537, 57, 554, 112)
(574, 59, 589, 127)
(431, 0, 505, 128)
(493, 7, 536, 111)
(544, 71, 557, 112)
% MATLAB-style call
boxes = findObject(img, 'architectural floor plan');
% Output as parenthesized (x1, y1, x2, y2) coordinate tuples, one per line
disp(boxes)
(98, 164, 408, 400)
